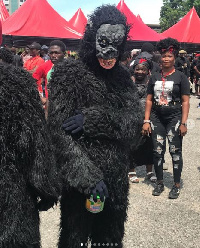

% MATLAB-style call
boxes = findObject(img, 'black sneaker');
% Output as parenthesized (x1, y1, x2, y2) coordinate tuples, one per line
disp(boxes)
(169, 185, 180, 199)
(152, 182, 164, 196)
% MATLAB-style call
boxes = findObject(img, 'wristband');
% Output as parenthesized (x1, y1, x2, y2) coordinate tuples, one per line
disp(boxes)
(143, 120, 151, 124)
(181, 123, 187, 126)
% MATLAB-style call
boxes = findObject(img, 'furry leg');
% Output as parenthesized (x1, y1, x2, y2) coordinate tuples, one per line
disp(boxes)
(26, 244, 40, 248)
(90, 199, 127, 248)
(59, 190, 94, 248)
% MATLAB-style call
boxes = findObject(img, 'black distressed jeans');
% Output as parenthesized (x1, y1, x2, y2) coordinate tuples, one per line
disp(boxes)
(151, 106, 183, 183)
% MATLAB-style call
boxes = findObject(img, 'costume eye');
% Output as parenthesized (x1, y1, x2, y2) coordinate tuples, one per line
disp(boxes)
(99, 39, 107, 48)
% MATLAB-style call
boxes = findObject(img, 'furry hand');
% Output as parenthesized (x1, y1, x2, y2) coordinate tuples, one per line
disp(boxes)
(63, 110, 84, 134)
(91, 180, 109, 202)
(37, 198, 55, 211)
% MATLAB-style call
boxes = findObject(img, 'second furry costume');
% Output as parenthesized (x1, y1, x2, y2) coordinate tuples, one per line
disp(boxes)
(0, 63, 59, 248)
(48, 5, 142, 248)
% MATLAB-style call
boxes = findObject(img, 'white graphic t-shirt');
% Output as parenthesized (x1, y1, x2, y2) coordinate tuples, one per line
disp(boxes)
(147, 71, 190, 110)
(154, 80, 174, 105)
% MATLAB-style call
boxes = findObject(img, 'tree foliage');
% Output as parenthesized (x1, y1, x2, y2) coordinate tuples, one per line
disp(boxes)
(160, 0, 200, 31)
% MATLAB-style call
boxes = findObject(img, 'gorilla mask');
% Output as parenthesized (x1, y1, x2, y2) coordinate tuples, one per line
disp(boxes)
(96, 24, 125, 69)
(79, 5, 129, 72)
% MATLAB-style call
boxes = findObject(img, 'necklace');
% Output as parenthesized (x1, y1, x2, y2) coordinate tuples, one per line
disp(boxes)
(161, 68, 175, 96)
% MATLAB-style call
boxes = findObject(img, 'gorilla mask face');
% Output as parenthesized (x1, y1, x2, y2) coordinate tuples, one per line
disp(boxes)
(96, 24, 125, 69)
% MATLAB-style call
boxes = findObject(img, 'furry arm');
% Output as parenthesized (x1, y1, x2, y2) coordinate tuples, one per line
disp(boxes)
(47, 59, 108, 194)
(6, 66, 59, 200)
(48, 100, 104, 195)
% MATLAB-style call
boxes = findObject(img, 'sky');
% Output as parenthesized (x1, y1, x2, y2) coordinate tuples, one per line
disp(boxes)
(47, 0, 163, 24)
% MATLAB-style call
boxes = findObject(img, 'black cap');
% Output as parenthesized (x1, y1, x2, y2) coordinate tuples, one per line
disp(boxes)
(136, 51, 153, 60)
(141, 42, 155, 53)
(28, 42, 41, 50)
(41, 45, 49, 50)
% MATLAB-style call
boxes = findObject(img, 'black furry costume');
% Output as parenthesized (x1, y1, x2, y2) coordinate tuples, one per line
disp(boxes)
(0, 47, 14, 64)
(0, 64, 59, 248)
(48, 5, 142, 248)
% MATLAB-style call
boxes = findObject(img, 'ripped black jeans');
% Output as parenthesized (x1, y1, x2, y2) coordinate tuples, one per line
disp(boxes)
(151, 106, 183, 183)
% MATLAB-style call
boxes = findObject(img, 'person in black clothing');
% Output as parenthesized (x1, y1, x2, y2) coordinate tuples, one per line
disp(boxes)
(192, 54, 200, 96)
(175, 50, 190, 79)
(120, 50, 132, 69)
(9, 46, 23, 67)
(41, 45, 50, 61)
(143, 38, 190, 199)
(140, 42, 161, 74)
(129, 56, 156, 183)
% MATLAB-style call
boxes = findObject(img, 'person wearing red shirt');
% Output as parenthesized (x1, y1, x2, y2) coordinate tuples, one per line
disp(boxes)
(24, 42, 44, 75)
(33, 40, 66, 117)
(33, 59, 53, 99)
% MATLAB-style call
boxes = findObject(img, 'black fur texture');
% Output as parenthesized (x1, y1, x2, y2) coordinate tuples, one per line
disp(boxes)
(0, 64, 59, 247)
(48, 5, 142, 248)
(0, 47, 14, 64)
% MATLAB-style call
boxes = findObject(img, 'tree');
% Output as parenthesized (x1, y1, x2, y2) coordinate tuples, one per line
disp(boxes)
(187, 0, 200, 14)
(160, 0, 200, 31)
(160, 0, 187, 31)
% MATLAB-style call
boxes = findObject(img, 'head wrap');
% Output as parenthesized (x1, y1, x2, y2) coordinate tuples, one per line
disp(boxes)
(156, 38, 180, 57)
(133, 51, 153, 70)
(161, 45, 176, 55)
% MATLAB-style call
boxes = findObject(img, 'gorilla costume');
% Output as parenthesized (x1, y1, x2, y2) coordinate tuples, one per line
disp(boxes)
(0, 54, 59, 246)
(48, 5, 142, 248)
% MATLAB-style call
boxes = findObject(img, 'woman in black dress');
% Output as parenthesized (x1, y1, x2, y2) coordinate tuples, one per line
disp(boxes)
(129, 55, 156, 183)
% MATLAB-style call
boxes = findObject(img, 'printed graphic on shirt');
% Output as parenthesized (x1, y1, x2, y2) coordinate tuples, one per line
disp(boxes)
(154, 81, 174, 105)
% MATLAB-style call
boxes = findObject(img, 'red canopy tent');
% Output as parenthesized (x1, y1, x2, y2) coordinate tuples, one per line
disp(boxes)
(137, 14, 144, 23)
(0, 20, 2, 44)
(69, 8, 87, 35)
(162, 7, 200, 43)
(0, 0, 9, 22)
(117, 0, 164, 42)
(2, 0, 82, 38)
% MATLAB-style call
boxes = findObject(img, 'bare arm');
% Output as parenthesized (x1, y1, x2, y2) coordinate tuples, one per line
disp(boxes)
(142, 94, 153, 135)
(144, 94, 153, 121)
(181, 95, 190, 124)
(179, 95, 190, 136)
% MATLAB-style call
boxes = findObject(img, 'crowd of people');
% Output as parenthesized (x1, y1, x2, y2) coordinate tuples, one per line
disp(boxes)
(0, 4, 195, 248)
